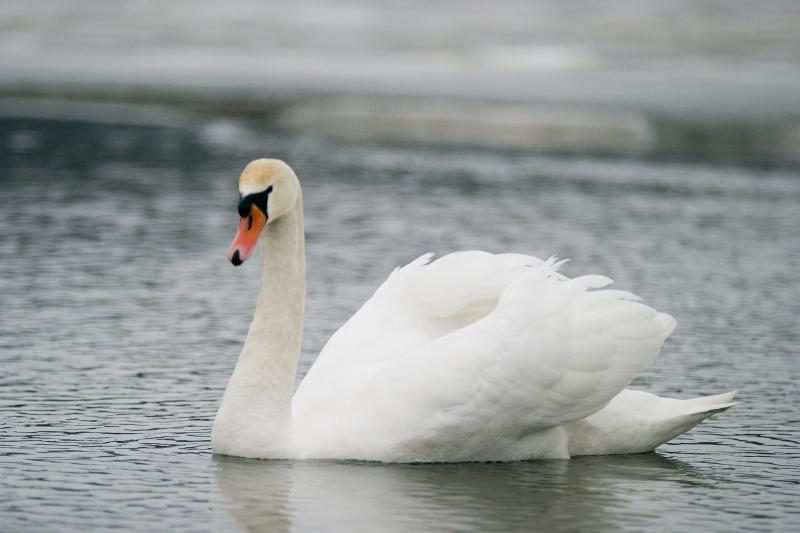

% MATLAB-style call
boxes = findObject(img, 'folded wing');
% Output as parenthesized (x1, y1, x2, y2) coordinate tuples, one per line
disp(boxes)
(293, 253, 675, 460)
(295, 251, 551, 395)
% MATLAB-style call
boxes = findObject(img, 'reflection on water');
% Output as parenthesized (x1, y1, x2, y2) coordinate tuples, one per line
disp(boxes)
(1, 114, 799, 531)
(214, 454, 707, 532)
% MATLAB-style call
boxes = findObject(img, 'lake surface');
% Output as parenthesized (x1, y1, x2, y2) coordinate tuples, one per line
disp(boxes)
(3, 0, 800, 163)
(1, 114, 799, 531)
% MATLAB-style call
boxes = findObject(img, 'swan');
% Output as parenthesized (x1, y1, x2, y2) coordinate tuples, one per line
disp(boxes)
(212, 158, 736, 462)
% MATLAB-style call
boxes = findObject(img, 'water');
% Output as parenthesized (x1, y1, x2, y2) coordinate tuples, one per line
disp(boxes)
(1, 114, 799, 531)
(2, 1, 800, 161)
(4, 0, 799, 84)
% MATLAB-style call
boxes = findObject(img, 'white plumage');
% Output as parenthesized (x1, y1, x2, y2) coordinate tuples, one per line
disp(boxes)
(212, 159, 735, 462)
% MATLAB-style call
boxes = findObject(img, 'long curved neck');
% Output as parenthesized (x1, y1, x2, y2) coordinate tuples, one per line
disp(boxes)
(213, 193, 305, 458)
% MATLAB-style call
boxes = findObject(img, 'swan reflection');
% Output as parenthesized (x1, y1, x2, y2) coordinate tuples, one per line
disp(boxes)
(213, 453, 706, 532)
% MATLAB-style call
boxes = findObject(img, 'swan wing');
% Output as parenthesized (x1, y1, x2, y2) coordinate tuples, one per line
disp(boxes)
(295, 251, 554, 396)
(295, 257, 675, 460)
(353, 263, 675, 459)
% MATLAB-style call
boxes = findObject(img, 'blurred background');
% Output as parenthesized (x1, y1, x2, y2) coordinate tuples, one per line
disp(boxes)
(1, 0, 800, 160)
(1, 1, 799, 532)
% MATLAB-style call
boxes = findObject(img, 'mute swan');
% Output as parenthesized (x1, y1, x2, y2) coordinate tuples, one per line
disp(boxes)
(212, 158, 736, 461)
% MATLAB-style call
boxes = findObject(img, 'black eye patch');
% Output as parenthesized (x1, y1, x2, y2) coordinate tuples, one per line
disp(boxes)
(238, 186, 273, 218)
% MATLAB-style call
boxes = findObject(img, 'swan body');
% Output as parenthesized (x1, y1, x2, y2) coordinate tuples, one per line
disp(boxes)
(212, 159, 735, 462)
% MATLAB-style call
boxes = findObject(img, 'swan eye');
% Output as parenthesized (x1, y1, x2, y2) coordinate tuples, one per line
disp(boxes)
(238, 185, 273, 218)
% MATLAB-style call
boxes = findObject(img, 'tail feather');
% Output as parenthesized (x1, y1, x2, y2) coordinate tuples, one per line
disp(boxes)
(566, 389, 738, 457)
(681, 390, 738, 416)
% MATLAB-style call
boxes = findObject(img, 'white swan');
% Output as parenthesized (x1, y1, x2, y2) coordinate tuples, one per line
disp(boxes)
(212, 158, 736, 462)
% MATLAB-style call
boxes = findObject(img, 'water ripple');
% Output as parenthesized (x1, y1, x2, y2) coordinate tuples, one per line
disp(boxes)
(1, 117, 799, 531)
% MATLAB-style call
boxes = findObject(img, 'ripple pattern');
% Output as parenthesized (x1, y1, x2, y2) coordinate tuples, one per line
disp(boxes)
(1, 116, 799, 531)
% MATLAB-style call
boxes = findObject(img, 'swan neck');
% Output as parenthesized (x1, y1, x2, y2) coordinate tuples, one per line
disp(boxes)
(213, 193, 305, 457)
(252, 193, 306, 403)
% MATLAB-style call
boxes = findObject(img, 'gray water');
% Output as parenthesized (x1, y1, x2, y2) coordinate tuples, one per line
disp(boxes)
(1, 114, 800, 532)
(4, 0, 799, 92)
(3, 1, 800, 162)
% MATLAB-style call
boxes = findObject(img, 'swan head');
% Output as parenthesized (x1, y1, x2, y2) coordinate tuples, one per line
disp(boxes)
(226, 158, 299, 266)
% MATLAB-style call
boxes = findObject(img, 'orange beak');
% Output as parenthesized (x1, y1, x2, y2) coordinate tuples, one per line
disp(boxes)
(227, 205, 268, 266)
